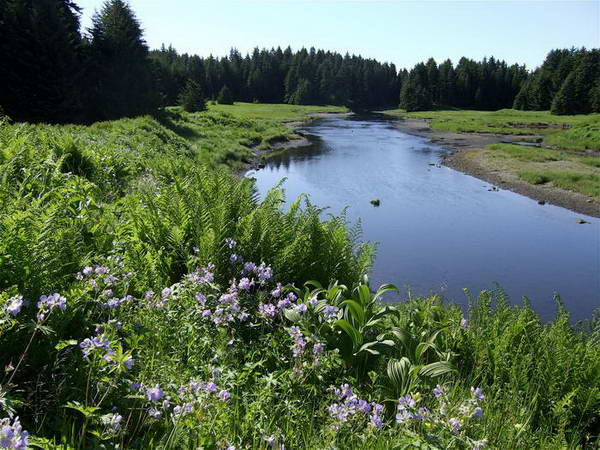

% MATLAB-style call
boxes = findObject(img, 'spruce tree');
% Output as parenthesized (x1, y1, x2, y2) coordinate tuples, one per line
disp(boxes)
(551, 73, 577, 115)
(89, 0, 159, 120)
(179, 79, 206, 112)
(217, 85, 234, 105)
(0, 0, 84, 122)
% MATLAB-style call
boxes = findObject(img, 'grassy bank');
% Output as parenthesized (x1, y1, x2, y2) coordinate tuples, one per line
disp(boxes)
(383, 108, 600, 151)
(0, 104, 599, 448)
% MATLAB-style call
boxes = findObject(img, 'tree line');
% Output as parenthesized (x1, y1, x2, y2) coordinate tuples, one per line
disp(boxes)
(151, 45, 400, 112)
(513, 48, 600, 115)
(0, 0, 597, 123)
(398, 57, 529, 111)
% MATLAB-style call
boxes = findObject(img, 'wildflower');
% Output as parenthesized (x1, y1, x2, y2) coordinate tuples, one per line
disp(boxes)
(277, 298, 292, 310)
(255, 263, 273, 281)
(79, 334, 110, 357)
(82, 266, 94, 276)
(218, 390, 231, 402)
(130, 383, 141, 392)
(37, 293, 67, 321)
(187, 266, 214, 284)
(323, 304, 339, 320)
(103, 289, 114, 298)
(460, 318, 468, 329)
(230, 254, 240, 263)
(295, 303, 308, 315)
(201, 310, 212, 318)
(161, 288, 172, 299)
(243, 262, 257, 274)
(238, 312, 250, 322)
(471, 387, 485, 402)
(5, 295, 24, 317)
(146, 385, 164, 402)
(124, 356, 134, 371)
(196, 293, 206, 305)
(370, 403, 384, 429)
(357, 399, 371, 414)
(104, 275, 118, 286)
(308, 296, 318, 307)
(433, 384, 446, 398)
(204, 382, 217, 393)
(258, 303, 276, 318)
(448, 417, 461, 434)
(95, 266, 109, 275)
(472, 407, 484, 419)
(225, 238, 237, 249)
(104, 413, 122, 432)
(313, 343, 325, 354)
(270, 283, 283, 298)
(0, 416, 29, 449)
(238, 277, 254, 290)
(173, 402, 193, 416)
(398, 394, 416, 409)
(144, 290, 154, 301)
(147, 408, 162, 419)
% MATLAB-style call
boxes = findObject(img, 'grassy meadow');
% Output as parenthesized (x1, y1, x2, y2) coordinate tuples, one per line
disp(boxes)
(0, 104, 599, 449)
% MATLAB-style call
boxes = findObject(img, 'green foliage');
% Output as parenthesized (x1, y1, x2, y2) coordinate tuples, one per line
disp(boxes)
(217, 85, 234, 105)
(179, 79, 207, 112)
(0, 103, 598, 449)
(519, 171, 600, 196)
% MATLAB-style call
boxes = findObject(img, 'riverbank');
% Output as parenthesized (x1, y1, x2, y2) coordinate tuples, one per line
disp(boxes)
(389, 116, 600, 218)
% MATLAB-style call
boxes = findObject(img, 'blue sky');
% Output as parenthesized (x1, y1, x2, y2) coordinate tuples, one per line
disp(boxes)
(76, 0, 599, 70)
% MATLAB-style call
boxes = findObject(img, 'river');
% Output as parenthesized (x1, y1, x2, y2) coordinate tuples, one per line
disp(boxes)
(247, 116, 600, 322)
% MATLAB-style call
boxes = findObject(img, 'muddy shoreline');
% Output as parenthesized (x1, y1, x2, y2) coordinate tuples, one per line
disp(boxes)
(392, 118, 600, 219)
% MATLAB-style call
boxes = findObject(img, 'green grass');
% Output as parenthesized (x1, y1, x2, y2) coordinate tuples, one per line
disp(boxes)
(382, 108, 600, 152)
(545, 122, 600, 151)
(519, 171, 600, 197)
(487, 143, 567, 162)
(0, 105, 599, 449)
(208, 102, 347, 121)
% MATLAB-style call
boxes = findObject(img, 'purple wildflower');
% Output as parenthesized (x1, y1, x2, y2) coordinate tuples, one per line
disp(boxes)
(460, 318, 468, 329)
(225, 238, 237, 249)
(295, 303, 308, 315)
(145, 385, 164, 402)
(204, 382, 217, 393)
(196, 293, 206, 305)
(472, 407, 484, 419)
(36, 293, 67, 320)
(433, 384, 446, 398)
(0, 416, 29, 449)
(258, 303, 277, 318)
(313, 343, 325, 354)
(105, 413, 122, 432)
(448, 417, 461, 434)
(370, 403, 384, 429)
(124, 356, 134, 370)
(147, 408, 162, 419)
(5, 295, 24, 317)
(238, 277, 254, 291)
(79, 334, 110, 357)
(144, 290, 154, 301)
(323, 305, 339, 320)
(471, 387, 485, 402)
(218, 390, 231, 402)
(308, 296, 318, 307)
(270, 283, 283, 298)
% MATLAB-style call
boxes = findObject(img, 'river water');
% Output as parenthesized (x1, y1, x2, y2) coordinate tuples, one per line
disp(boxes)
(247, 116, 600, 321)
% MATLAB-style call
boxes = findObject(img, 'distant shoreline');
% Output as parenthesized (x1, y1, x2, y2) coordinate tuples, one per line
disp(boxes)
(391, 118, 600, 219)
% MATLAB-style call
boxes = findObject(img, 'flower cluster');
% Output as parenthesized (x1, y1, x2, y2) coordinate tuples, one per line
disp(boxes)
(327, 384, 383, 430)
(104, 294, 133, 309)
(198, 283, 250, 326)
(3, 295, 25, 318)
(395, 394, 430, 425)
(0, 416, 29, 449)
(139, 378, 231, 421)
(186, 264, 215, 284)
(36, 293, 67, 321)
(79, 330, 134, 370)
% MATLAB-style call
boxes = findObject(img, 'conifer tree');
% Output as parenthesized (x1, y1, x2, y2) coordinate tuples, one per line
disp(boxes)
(217, 85, 234, 105)
(550, 72, 577, 115)
(179, 79, 206, 112)
(89, 0, 159, 119)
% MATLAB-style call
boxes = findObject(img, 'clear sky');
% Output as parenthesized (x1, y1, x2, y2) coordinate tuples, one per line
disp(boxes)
(76, 0, 599, 70)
